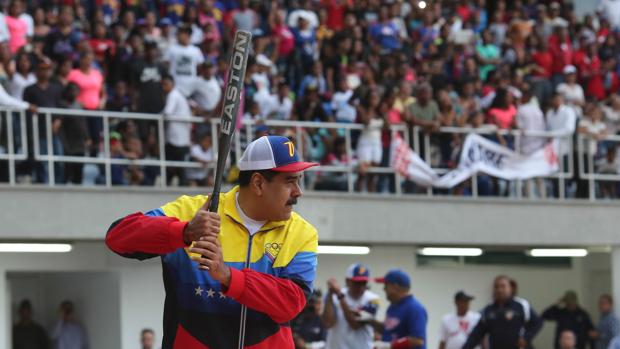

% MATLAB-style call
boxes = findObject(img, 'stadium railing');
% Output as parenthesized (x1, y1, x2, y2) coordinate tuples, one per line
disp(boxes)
(0, 106, 609, 201)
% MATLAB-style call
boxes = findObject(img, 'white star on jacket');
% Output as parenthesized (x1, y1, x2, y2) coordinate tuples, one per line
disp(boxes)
(195, 286, 203, 296)
(206, 288, 215, 298)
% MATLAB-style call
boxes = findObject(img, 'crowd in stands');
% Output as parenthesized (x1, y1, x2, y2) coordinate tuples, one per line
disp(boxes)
(0, 0, 619, 197)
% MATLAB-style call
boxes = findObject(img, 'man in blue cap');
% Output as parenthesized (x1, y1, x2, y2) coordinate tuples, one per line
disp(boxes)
(373, 269, 427, 349)
(322, 263, 380, 349)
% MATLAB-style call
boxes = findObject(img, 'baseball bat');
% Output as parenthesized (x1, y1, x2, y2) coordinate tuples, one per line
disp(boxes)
(208, 30, 252, 212)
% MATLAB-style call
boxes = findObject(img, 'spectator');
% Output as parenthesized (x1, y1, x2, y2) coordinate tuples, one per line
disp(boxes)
(316, 136, 351, 191)
(292, 289, 327, 349)
(463, 275, 543, 349)
(355, 89, 384, 193)
(560, 330, 579, 349)
(51, 301, 89, 349)
(322, 263, 380, 349)
(44, 6, 82, 62)
(597, 146, 618, 199)
(488, 88, 517, 150)
(140, 328, 155, 349)
(264, 81, 293, 120)
(331, 79, 356, 123)
(373, 269, 427, 349)
(476, 29, 500, 81)
(556, 65, 585, 116)
(22, 58, 63, 184)
(67, 49, 105, 155)
(369, 5, 402, 54)
(189, 61, 222, 118)
(105, 81, 130, 112)
(187, 132, 214, 187)
(88, 22, 115, 68)
(161, 74, 192, 186)
(592, 295, 619, 349)
(13, 299, 49, 349)
(6, 0, 32, 55)
(439, 291, 480, 349)
(546, 93, 577, 197)
(516, 84, 547, 197)
(129, 39, 166, 142)
(298, 61, 327, 98)
(59, 82, 89, 185)
(577, 104, 608, 198)
(549, 24, 574, 87)
(542, 290, 596, 349)
(10, 53, 36, 100)
(163, 24, 204, 97)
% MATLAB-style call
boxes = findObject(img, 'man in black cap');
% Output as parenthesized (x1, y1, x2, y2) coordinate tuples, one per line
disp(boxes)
(439, 291, 480, 349)
(542, 290, 595, 349)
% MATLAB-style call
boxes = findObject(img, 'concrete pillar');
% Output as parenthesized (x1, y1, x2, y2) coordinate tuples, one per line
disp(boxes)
(0, 270, 10, 349)
(612, 247, 620, 319)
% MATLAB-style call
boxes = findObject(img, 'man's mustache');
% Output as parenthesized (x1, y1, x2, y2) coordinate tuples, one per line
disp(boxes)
(286, 198, 298, 206)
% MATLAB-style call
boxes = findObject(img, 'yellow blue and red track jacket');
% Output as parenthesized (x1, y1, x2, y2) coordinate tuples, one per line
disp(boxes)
(105, 187, 318, 349)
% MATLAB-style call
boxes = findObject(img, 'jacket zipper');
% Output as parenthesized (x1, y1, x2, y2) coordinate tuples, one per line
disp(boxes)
(237, 233, 254, 349)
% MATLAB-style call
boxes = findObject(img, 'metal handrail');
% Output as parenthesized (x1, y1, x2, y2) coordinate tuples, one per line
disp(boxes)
(0, 105, 613, 200)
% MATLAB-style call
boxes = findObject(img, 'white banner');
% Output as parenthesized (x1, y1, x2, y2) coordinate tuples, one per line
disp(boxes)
(391, 134, 560, 188)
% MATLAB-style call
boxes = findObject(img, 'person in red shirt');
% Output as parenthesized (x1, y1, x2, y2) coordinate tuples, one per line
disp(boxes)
(548, 25, 574, 87)
(587, 58, 619, 101)
(573, 40, 601, 87)
(89, 22, 116, 68)
(321, 0, 348, 31)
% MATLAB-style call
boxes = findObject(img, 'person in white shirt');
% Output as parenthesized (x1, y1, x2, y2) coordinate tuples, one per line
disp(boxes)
(516, 85, 547, 198)
(546, 93, 577, 197)
(322, 263, 380, 349)
(332, 79, 356, 123)
(287, 0, 319, 29)
(546, 93, 577, 158)
(187, 132, 214, 187)
(163, 25, 204, 97)
(161, 74, 192, 186)
(189, 61, 221, 118)
(10, 53, 36, 100)
(263, 82, 293, 120)
(439, 291, 481, 349)
(556, 65, 585, 117)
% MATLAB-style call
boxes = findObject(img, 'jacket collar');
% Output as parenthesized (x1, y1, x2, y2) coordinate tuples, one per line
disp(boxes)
(222, 186, 288, 232)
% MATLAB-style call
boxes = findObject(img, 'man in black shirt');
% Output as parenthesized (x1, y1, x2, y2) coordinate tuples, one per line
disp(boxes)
(463, 275, 543, 349)
(543, 291, 596, 349)
(21, 59, 64, 183)
(131, 41, 166, 114)
(13, 299, 49, 349)
(130, 41, 166, 140)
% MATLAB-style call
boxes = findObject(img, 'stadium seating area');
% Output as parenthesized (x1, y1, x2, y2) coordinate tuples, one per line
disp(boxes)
(0, 0, 618, 199)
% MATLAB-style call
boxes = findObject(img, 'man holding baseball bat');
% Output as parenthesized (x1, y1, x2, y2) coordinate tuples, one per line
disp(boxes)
(105, 135, 319, 349)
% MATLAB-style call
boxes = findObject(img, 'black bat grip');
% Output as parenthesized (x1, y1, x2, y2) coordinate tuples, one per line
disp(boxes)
(208, 190, 220, 213)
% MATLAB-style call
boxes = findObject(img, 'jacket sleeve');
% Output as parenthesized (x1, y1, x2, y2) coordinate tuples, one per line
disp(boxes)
(105, 211, 188, 260)
(523, 307, 543, 343)
(541, 305, 560, 320)
(462, 311, 488, 349)
(225, 268, 307, 324)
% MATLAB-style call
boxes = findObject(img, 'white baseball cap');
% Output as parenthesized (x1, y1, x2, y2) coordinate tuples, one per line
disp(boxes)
(238, 136, 318, 172)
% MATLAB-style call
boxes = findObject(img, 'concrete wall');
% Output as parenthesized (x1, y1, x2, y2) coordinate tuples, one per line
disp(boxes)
(0, 242, 611, 349)
(1, 186, 620, 245)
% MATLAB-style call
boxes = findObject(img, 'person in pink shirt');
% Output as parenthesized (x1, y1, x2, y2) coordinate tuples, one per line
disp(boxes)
(6, 0, 30, 54)
(67, 50, 105, 111)
(487, 88, 517, 147)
